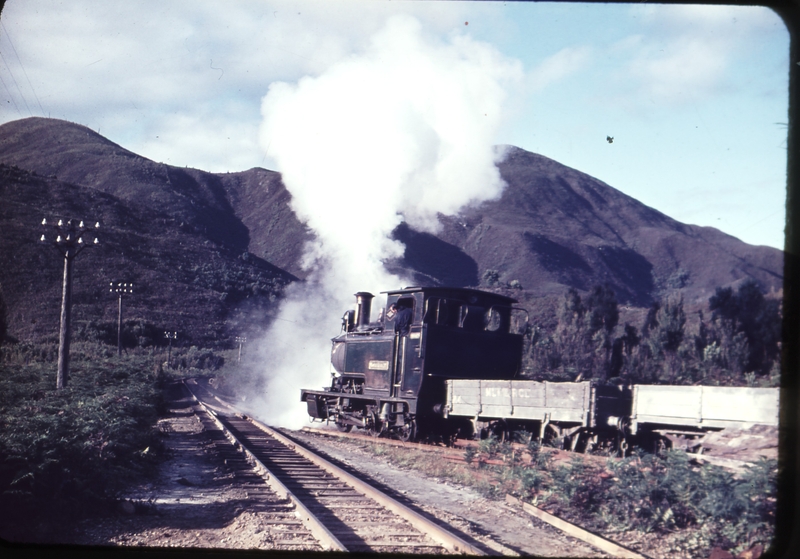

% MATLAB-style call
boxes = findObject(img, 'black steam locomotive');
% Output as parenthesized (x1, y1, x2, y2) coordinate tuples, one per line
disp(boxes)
(300, 286, 528, 441)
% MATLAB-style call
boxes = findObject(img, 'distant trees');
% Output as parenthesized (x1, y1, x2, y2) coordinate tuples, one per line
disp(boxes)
(708, 279, 781, 375)
(481, 269, 523, 290)
(482, 269, 500, 287)
(526, 284, 619, 381)
(523, 279, 781, 387)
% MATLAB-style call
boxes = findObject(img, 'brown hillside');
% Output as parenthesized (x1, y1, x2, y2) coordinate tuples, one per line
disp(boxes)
(0, 118, 784, 346)
(393, 146, 783, 309)
(0, 162, 292, 346)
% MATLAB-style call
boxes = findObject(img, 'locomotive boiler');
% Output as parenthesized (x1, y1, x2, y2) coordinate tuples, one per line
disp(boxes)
(300, 287, 527, 441)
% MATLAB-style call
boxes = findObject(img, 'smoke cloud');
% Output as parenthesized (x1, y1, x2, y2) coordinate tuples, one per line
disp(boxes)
(249, 15, 522, 428)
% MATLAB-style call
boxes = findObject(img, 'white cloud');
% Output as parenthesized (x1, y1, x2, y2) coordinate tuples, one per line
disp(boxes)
(627, 37, 728, 103)
(616, 4, 787, 105)
(0, 0, 498, 172)
(528, 46, 592, 93)
(636, 3, 782, 33)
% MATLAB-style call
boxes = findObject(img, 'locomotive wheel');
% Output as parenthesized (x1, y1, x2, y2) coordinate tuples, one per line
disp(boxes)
(396, 419, 417, 443)
(336, 421, 353, 433)
(366, 415, 383, 437)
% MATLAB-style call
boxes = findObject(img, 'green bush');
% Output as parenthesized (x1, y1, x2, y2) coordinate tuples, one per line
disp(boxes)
(0, 347, 166, 539)
(538, 450, 777, 555)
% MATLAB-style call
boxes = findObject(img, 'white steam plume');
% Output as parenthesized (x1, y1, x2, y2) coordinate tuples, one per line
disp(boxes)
(250, 15, 521, 428)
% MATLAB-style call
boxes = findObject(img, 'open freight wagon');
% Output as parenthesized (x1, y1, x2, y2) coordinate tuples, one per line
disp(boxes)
(442, 379, 629, 451)
(443, 379, 779, 452)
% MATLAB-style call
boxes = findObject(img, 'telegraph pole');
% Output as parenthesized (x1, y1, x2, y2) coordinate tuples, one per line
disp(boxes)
(40, 218, 100, 389)
(109, 281, 133, 357)
(235, 336, 247, 365)
(164, 331, 177, 368)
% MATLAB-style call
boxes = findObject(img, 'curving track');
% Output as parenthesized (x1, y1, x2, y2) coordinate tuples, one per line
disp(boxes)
(184, 379, 487, 555)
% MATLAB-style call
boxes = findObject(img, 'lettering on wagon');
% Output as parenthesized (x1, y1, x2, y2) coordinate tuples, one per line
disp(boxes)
(484, 387, 533, 399)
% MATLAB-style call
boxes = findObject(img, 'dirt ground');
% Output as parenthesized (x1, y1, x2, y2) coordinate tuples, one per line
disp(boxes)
(8, 382, 777, 559)
(36, 388, 610, 557)
(65, 394, 318, 552)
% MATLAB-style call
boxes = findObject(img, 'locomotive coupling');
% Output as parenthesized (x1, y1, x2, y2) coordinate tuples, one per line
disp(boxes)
(606, 415, 630, 434)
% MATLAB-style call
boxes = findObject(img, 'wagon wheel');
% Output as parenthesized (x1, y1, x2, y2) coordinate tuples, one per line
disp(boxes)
(335, 419, 353, 433)
(490, 419, 509, 442)
(396, 419, 417, 443)
(366, 414, 383, 437)
(581, 433, 598, 454)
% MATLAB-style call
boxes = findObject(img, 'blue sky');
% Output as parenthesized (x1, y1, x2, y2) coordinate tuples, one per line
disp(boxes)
(0, 1, 789, 250)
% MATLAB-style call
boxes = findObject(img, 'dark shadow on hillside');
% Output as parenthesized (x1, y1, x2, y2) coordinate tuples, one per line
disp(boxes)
(524, 232, 592, 290)
(596, 245, 654, 306)
(391, 222, 479, 287)
(165, 168, 251, 251)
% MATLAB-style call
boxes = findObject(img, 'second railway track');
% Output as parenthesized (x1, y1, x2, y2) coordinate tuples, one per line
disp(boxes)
(185, 380, 488, 555)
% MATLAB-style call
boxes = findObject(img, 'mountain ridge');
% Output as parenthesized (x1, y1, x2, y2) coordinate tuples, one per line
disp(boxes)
(0, 117, 783, 345)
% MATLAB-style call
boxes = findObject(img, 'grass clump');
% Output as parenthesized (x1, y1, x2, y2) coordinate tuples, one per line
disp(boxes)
(0, 344, 167, 541)
(351, 435, 776, 557)
(523, 449, 776, 556)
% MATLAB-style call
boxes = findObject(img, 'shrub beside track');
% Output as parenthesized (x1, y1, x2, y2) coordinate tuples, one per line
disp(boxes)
(0, 345, 166, 541)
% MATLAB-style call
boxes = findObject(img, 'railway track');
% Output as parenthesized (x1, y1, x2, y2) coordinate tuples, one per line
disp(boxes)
(184, 379, 487, 555)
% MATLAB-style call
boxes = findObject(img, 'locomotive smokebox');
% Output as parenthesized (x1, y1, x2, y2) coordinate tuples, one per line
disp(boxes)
(354, 292, 374, 328)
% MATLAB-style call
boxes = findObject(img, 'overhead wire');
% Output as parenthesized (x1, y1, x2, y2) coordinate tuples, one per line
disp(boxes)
(1, 19, 44, 116)
(0, 70, 22, 116)
(0, 71, 23, 116)
(0, 48, 31, 116)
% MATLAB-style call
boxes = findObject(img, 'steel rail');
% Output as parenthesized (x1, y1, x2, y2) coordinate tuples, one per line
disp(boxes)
(506, 494, 649, 559)
(246, 415, 487, 555)
(188, 378, 487, 554)
(183, 381, 346, 552)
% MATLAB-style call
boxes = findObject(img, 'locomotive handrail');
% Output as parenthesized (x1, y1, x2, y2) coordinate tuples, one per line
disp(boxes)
(391, 333, 401, 400)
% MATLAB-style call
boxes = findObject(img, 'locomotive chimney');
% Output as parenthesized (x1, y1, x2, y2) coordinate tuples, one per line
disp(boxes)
(354, 292, 374, 328)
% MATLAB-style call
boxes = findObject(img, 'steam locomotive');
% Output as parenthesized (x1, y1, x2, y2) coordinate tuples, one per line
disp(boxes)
(300, 286, 527, 441)
(300, 286, 779, 450)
